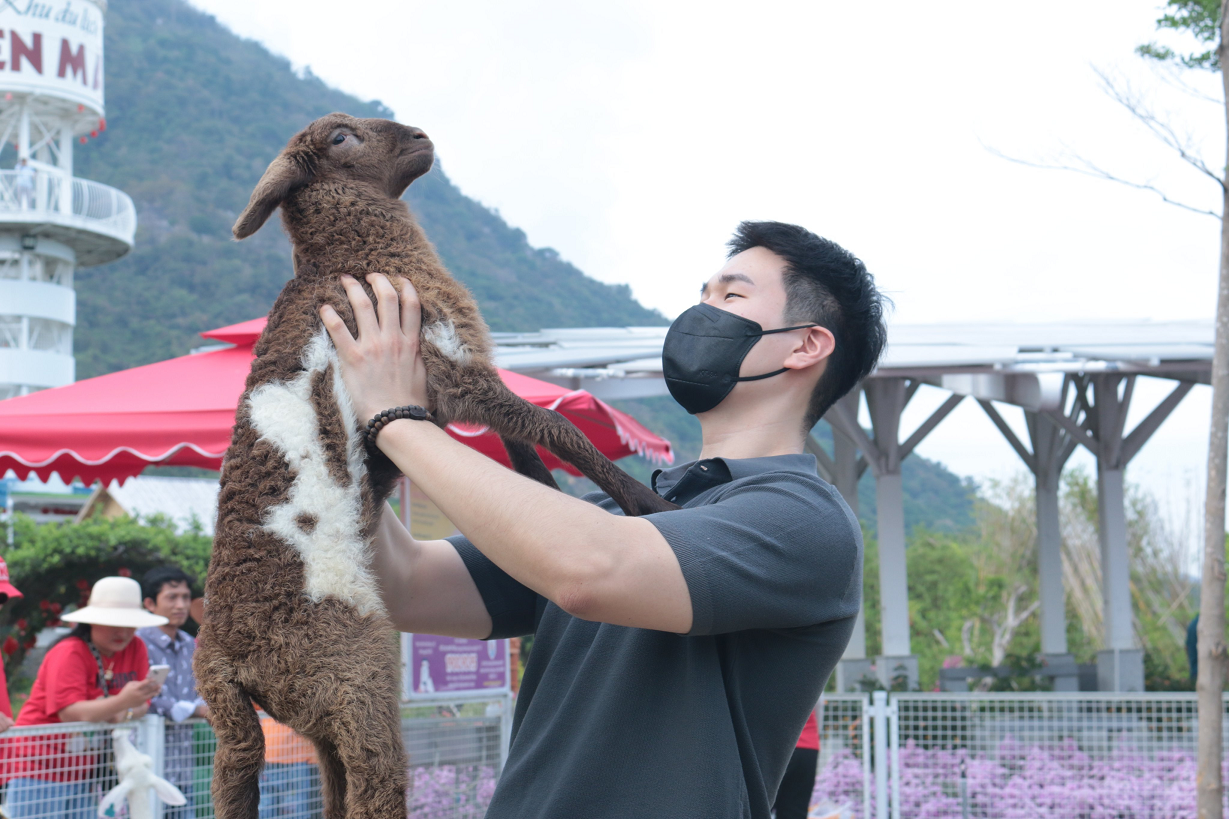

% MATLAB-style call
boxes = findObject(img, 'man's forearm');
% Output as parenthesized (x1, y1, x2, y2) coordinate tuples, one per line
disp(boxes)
(376, 420, 692, 632)
(371, 503, 418, 611)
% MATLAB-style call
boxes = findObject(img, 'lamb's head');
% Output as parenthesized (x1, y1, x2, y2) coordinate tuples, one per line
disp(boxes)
(233, 113, 433, 240)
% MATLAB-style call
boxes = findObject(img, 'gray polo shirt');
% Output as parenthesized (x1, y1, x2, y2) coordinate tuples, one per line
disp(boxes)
(450, 453, 861, 819)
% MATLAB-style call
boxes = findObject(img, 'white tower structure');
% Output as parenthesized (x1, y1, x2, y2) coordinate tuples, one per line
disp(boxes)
(0, 0, 134, 399)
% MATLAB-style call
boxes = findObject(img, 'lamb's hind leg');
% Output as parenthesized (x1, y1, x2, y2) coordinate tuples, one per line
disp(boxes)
(442, 376, 678, 516)
(201, 676, 264, 819)
(313, 736, 347, 819)
(501, 436, 560, 490)
(327, 692, 407, 819)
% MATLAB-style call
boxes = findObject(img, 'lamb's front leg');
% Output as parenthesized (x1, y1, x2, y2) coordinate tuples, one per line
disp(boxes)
(443, 375, 679, 517)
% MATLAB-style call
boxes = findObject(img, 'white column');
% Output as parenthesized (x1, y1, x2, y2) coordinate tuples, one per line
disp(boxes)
(865, 379, 910, 659)
(833, 420, 861, 513)
(876, 470, 910, 656)
(1089, 375, 1135, 653)
(1097, 464, 1133, 650)
(1030, 413, 1068, 655)
(1036, 474, 1066, 654)
(834, 421, 865, 660)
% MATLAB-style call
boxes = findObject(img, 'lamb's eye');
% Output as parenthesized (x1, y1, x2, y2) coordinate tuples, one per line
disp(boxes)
(332, 134, 347, 145)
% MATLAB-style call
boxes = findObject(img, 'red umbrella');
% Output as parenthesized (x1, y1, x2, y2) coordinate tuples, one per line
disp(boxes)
(0, 318, 672, 485)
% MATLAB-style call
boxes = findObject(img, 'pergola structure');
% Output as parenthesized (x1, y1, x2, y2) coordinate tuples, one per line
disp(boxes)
(494, 320, 1214, 692)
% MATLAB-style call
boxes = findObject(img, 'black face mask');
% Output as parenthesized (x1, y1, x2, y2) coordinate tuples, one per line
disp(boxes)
(662, 303, 817, 415)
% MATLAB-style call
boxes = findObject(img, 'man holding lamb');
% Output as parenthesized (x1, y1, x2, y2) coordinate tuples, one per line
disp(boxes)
(321, 219, 885, 818)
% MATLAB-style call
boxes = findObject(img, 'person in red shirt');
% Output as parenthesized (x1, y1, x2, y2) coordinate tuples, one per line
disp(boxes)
(6, 577, 165, 819)
(772, 708, 819, 819)
(0, 555, 25, 728)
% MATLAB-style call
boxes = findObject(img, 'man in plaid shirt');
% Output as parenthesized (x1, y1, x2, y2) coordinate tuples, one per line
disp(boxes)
(138, 567, 208, 819)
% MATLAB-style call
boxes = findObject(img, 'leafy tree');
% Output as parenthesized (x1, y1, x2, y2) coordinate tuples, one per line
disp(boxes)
(1137, 0, 1222, 68)
(0, 513, 211, 693)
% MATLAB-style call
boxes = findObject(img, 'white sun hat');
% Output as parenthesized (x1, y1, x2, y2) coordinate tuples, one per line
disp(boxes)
(62, 577, 168, 628)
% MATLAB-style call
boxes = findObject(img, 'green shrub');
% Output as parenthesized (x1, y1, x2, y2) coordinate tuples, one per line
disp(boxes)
(2, 513, 211, 691)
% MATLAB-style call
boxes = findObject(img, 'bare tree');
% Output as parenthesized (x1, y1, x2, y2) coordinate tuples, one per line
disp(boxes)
(992, 2, 1229, 811)
(1137, 3, 1229, 815)
(1198, 6, 1229, 813)
(989, 585, 1040, 667)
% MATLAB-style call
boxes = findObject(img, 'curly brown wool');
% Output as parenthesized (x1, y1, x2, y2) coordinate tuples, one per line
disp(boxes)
(196, 113, 678, 819)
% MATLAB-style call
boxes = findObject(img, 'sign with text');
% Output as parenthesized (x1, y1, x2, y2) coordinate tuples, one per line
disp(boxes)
(401, 633, 510, 701)
(0, 0, 106, 112)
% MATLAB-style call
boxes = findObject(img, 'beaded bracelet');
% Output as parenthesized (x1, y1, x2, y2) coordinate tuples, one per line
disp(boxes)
(364, 405, 433, 452)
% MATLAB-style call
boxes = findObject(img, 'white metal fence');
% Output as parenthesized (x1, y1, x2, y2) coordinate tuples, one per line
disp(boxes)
(810, 692, 1227, 819)
(0, 696, 513, 819)
(2, 692, 1215, 819)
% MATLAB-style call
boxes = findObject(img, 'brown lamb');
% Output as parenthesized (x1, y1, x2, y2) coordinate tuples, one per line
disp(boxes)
(194, 112, 677, 819)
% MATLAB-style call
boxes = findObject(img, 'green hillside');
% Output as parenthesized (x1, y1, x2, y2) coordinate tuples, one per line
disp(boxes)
(70, 0, 664, 378)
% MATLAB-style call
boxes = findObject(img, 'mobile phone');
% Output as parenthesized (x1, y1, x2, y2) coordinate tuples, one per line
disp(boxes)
(146, 664, 170, 686)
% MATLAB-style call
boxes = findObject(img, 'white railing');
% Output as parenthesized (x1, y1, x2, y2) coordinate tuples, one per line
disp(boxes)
(0, 170, 135, 244)
(0, 697, 512, 819)
(815, 694, 873, 819)
(813, 692, 1229, 819)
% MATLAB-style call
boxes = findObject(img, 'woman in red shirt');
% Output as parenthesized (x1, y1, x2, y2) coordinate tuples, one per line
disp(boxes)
(6, 577, 166, 819)
(0, 555, 26, 728)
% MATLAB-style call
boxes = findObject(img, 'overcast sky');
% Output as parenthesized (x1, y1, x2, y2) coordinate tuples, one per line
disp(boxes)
(185, 0, 1223, 544)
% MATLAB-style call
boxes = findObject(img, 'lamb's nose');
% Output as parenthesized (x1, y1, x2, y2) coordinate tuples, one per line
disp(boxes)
(407, 127, 429, 141)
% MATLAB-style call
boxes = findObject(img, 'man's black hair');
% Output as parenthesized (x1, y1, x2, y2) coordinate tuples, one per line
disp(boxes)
(728, 221, 888, 430)
(142, 566, 193, 603)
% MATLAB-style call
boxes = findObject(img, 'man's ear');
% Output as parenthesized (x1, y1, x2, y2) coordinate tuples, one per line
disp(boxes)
(785, 326, 836, 370)
(143, 597, 157, 614)
(233, 152, 314, 240)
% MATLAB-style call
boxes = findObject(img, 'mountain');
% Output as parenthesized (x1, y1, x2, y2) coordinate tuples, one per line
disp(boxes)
(68, 0, 976, 534)
(70, 0, 665, 379)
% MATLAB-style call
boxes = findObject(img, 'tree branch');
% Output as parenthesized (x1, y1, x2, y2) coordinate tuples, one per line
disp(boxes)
(991, 585, 1040, 667)
(983, 141, 1222, 218)
(1092, 65, 1226, 187)
(1150, 60, 1224, 105)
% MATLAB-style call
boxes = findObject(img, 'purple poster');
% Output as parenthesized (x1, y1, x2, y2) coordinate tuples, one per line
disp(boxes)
(403, 634, 510, 699)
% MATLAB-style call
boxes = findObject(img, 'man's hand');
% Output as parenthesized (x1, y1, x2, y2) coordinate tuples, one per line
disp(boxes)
(0, 714, 15, 732)
(320, 273, 431, 423)
(194, 703, 210, 720)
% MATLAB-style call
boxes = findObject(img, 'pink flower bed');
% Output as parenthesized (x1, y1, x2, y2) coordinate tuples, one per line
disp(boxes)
(409, 765, 498, 818)
(813, 739, 1222, 818)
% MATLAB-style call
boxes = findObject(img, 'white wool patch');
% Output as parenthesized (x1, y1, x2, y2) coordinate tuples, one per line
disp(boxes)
(246, 329, 384, 617)
(423, 320, 469, 364)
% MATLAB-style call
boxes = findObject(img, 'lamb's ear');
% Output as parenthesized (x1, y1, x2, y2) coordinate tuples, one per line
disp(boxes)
(233, 153, 314, 240)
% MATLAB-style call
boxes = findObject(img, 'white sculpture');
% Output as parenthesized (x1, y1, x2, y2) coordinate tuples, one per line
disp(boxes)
(97, 727, 187, 819)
